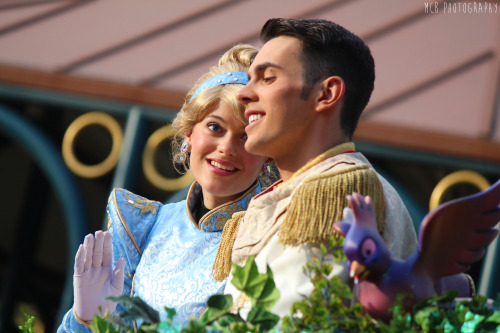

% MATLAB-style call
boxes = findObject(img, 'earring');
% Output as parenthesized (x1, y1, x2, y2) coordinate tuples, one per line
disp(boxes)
(261, 162, 272, 175)
(179, 141, 190, 161)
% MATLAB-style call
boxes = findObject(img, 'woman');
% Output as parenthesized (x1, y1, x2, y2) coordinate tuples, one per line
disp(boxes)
(58, 44, 271, 332)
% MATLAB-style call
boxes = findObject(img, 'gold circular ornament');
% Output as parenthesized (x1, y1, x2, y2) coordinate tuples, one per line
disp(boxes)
(62, 112, 123, 178)
(429, 170, 490, 211)
(142, 125, 194, 191)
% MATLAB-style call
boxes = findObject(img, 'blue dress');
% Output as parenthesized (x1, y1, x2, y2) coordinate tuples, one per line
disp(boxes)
(58, 181, 261, 332)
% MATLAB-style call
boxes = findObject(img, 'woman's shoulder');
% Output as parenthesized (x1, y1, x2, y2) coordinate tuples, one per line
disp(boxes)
(106, 189, 165, 246)
(106, 189, 188, 267)
(107, 188, 188, 230)
(108, 188, 163, 219)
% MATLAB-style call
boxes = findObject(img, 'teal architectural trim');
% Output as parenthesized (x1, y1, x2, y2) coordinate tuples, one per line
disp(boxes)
(0, 83, 177, 121)
(356, 141, 500, 176)
(0, 104, 89, 328)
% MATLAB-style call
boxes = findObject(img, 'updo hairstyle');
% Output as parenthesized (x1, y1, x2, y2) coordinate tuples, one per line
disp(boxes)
(171, 44, 258, 172)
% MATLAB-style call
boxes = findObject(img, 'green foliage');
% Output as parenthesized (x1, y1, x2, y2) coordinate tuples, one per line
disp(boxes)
(18, 314, 35, 333)
(21, 236, 500, 332)
(83, 255, 280, 333)
(231, 256, 280, 312)
(281, 234, 379, 333)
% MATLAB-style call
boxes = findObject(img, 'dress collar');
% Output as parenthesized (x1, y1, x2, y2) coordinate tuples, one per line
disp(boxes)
(185, 181, 261, 232)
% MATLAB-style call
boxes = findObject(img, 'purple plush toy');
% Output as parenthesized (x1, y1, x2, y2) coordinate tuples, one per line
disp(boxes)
(334, 180, 500, 320)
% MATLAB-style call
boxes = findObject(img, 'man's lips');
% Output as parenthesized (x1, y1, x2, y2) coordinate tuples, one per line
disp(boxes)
(245, 110, 265, 126)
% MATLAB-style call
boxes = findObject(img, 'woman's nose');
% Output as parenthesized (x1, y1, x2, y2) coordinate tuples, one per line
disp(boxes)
(217, 136, 238, 156)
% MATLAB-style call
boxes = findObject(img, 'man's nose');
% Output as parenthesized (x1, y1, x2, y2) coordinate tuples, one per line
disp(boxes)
(237, 82, 255, 106)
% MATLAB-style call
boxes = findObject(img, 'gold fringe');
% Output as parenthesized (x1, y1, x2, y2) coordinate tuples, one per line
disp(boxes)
(279, 164, 385, 245)
(212, 211, 246, 282)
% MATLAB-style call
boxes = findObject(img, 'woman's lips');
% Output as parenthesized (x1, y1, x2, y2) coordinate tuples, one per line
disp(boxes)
(207, 159, 238, 176)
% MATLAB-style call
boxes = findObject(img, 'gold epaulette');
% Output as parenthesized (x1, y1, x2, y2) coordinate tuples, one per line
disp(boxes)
(212, 211, 246, 282)
(279, 164, 385, 245)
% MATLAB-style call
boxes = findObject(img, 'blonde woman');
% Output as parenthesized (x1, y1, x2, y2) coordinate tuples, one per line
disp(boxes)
(58, 44, 272, 332)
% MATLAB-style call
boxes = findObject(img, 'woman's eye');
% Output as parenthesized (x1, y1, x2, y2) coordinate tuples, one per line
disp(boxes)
(241, 133, 248, 141)
(263, 77, 275, 83)
(207, 123, 222, 132)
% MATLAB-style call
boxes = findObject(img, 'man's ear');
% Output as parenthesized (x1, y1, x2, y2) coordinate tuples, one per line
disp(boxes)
(316, 76, 345, 113)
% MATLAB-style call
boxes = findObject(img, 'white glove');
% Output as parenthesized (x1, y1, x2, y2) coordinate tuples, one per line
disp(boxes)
(73, 230, 125, 321)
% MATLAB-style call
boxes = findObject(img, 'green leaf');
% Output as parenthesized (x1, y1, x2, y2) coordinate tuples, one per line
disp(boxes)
(200, 295, 234, 324)
(231, 256, 259, 291)
(164, 307, 177, 321)
(182, 318, 207, 333)
(246, 305, 280, 331)
(90, 315, 118, 333)
(251, 265, 280, 311)
(140, 323, 161, 333)
(107, 295, 160, 324)
(485, 311, 500, 324)
(320, 243, 327, 256)
(233, 262, 268, 299)
(206, 294, 233, 311)
(19, 314, 36, 333)
(231, 257, 280, 311)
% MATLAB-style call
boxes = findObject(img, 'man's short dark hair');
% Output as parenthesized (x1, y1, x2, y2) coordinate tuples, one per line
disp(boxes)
(260, 18, 375, 138)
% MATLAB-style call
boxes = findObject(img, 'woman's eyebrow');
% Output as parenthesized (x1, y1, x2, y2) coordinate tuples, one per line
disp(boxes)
(205, 114, 225, 123)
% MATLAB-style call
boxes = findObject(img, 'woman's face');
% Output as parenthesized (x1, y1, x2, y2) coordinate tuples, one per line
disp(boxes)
(185, 101, 266, 209)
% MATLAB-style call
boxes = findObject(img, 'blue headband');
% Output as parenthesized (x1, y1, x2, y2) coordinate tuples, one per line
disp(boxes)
(190, 71, 249, 101)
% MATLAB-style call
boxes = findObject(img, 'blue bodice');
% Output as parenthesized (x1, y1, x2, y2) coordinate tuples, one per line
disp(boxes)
(58, 181, 261, 332)
(108, 181, 261, 326)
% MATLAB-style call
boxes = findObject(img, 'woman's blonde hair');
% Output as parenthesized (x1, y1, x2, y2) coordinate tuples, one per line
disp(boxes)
(171, 44, 258, 172)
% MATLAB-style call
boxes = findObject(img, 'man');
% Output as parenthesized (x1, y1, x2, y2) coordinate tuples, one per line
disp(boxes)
(212, 18, 418, 318)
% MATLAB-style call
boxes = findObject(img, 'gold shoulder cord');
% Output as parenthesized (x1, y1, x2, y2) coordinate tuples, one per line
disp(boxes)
(279, 164, 385, 245)
(212, 211, 246, 282)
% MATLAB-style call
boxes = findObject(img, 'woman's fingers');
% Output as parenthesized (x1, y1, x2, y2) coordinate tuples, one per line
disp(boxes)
(76, 230, 112, 275)
(83, 234, 94, 271)
(92, 230, 105, 267)
(74, 244, 85, 275)
(102, 231, 113, 267)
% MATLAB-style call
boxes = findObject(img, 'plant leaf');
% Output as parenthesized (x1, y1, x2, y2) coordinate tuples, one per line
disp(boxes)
(200, 295, 234, 324)
(231, 256, 259, 291)
(108, 295, 160, 324)
(246, 305, 280, 331)
(90, 315, 118, 333)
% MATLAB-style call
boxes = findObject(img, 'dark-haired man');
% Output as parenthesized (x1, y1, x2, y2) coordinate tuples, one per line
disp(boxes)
(214, 18, 418, 319)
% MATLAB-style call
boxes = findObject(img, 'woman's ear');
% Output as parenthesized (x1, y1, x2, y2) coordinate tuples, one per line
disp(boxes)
(184, 130, 193, 152)
(316, 76, 345, 113)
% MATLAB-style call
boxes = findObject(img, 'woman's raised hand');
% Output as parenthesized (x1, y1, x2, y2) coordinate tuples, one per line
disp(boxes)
(73, 230, 125, 321)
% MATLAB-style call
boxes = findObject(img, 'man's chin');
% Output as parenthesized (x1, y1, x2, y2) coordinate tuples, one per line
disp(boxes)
(244, 138, 263, 156)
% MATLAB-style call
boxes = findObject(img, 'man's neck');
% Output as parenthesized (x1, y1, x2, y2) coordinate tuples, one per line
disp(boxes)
(276, 140, 351, 182)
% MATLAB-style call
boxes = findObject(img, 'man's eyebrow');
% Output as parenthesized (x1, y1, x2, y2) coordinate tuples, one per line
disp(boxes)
(248, 62, 282, 79)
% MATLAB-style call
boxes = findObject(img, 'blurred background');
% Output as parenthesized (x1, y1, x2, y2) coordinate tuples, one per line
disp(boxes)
(0, 0, 499, 332)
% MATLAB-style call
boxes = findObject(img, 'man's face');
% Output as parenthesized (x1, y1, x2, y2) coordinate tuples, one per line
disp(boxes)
(237, 36, 317, 161)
